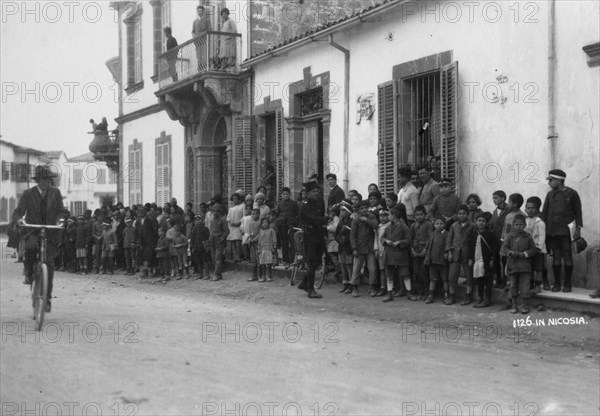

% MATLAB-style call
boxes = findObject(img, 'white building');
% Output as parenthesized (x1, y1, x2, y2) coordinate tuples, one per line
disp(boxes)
(108, 0, 599, 287)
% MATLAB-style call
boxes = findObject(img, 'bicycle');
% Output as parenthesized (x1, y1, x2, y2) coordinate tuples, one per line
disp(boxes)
(19, 221, 64, 331)
(289, 227, 326, 289)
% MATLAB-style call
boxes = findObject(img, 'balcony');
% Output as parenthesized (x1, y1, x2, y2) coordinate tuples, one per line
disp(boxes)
(89, 131, 119, 171)
(157, 31, 243, 90)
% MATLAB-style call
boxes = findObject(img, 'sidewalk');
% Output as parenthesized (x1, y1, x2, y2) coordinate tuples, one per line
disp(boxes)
(227, 262, 600, 315)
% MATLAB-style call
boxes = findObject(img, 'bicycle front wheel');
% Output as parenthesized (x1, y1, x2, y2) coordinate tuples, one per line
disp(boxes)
(32, 263, 48, 331)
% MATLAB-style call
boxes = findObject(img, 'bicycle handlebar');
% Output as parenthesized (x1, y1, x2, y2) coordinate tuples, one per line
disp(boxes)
(18, 221, 65, 230)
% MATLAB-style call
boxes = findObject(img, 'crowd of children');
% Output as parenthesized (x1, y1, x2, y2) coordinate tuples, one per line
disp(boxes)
(35, 166, 585, 314)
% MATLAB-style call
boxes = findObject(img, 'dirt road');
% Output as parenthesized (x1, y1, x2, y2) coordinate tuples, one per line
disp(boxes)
(1, 260, 599, 415)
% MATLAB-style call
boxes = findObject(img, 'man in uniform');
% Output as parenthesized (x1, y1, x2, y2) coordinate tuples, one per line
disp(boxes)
(299, 181, 328, 298)
(540, 169, 583, 292)
(11, 165, 66, 312)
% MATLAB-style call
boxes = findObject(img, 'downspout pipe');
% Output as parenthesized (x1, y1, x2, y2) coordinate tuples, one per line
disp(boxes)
(328, 34, 350, 193)
(548, 0, 557, 167)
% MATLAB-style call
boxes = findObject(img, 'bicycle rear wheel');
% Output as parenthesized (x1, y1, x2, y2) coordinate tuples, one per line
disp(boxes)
(314, 254, 326, 289)
(32, 263, 48, 331)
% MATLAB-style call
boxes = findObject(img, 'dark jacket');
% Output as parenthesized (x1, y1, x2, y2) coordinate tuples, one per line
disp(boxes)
(540, 187, 583, 236)
(335, 216, 353, 255)
(190, 223, 210, 252)
(350, 214, 379, 254)
(382, 221, 411, 266)
(476, 229, 499, 271)
(425, 229, 448, 266)
(490, 203, 508, 240)
(11, 185, 66, 248)
(445, 220, 477, 262)
(75, 220, 93, 248)
(327, 185, 345, 208)
(135, 216, 158, 261)
(300, 199, 328, 239)
(409, 220, 432, 254)
(501, 230, 538, 274)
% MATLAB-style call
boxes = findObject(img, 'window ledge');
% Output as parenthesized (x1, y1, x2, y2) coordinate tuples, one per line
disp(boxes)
(151, 74, 158, 84)
(583, 42, 600, 67)
(125, 81, 145, 95)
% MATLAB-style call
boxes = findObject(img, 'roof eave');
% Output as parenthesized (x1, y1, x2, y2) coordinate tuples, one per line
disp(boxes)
(242, 0, 408, 68)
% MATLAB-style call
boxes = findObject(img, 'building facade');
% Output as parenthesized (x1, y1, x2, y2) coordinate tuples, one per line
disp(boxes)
(108, 0, 599, 287)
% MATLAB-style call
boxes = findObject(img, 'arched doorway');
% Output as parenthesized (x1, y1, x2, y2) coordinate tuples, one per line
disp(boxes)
(191, 111, 231, 204)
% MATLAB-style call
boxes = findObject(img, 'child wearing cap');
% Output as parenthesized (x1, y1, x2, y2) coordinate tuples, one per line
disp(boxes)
(123, 217, 137, 276)
(409, 205, 432, 301)
(227, 193, 244, 263)
(431, 178, 461, 230)
(100, 220, 117, 275)
(254, 193, 270, 220)
(208, 206, 229, 281)
(472, 212, 498, 308)
(170, 224, 189, 279)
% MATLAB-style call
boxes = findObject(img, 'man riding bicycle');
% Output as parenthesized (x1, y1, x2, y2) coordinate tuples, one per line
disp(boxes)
(11, 165, 66, 312)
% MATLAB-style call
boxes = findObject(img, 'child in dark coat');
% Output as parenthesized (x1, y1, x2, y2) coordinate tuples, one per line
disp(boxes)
(501, 214, 538, 314)
(190, 215, 211, 280)
(424, 216, 449, 304)
(445, 204, 477, 305)
(472, 212, 499, 308)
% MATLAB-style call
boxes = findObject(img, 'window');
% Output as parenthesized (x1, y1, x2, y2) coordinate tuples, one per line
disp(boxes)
(378, 60, 458, 193)
(70, 201, 87, 216)
(73, 169, 83, 185)
(1, 161, 12, 182)
(129, 141, 143, 205)
(234, 117, 255, 195)
(161, 1, 171, 48)
(155, 133, 171, 206)
(97, 168, 107, 185)
(134, 19, 142, 83)
(109, 169, 117, 184)
(0, 197, 7, 222)
(125, 5, 144, 92)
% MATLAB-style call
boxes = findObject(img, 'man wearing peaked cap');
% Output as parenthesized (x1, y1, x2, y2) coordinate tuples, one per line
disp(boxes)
(299, 181, 328, 298)
(11, 165, 66, 311)
(540, 169, 583, 293)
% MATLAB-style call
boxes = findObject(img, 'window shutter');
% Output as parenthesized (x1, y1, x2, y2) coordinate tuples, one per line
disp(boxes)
(275, 108, 284, 199)
(163, 142, 170, 203)
(234, 116, 254, 194)
(378, 81, 396, 195)
(440, 61, 458, 189)
(156, 143, 163, 205)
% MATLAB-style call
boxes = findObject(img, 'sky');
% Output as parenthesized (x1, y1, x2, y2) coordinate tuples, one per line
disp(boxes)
(0, 1, 119, 158)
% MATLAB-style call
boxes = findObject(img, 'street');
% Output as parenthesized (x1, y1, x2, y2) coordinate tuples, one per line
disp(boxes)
(1, 259, 599, 416)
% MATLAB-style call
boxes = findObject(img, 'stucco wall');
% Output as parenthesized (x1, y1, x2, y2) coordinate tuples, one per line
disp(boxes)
(121, 111, 185, 207)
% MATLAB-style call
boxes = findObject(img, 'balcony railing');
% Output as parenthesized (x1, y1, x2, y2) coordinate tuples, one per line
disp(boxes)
(158, 31, 243, 89)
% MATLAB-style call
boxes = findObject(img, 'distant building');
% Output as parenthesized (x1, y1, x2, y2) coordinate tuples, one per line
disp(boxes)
(64, 153, 118, 216)
(0, 138, 46, 230)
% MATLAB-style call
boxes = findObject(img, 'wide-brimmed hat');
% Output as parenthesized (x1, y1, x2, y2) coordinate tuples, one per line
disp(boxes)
(32, 165, 57, 181)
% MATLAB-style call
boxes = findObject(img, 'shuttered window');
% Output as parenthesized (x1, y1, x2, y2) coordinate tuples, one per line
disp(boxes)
(129, 143, 143, 206)
(440, 61, 458, 189)
(234, 116, 254, 194)
(378, 81, 396, 195)
(275, 108, 284, 199)
(155, 137, 171, 207)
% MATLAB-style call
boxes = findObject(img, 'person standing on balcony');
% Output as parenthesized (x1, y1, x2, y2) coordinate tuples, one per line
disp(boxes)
(192, 5, 212, 71)
(218, 8, 237, 70)
(164, 27, 178, 82)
